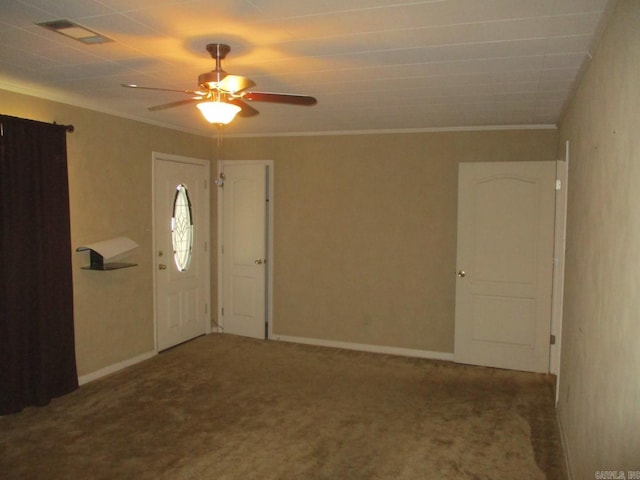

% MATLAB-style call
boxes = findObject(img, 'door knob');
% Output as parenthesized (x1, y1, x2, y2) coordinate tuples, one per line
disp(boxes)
(457, 270, 466, 278)
(159, 264, 167, 270)
(254, 259, 265, 265)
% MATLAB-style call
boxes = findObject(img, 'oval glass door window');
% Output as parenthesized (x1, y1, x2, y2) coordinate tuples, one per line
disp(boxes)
(171, 184, 193, 271)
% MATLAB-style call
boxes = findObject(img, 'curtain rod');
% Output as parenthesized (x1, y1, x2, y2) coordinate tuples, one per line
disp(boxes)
(53, 121, 74, 133)
(0, 115, 74, 133)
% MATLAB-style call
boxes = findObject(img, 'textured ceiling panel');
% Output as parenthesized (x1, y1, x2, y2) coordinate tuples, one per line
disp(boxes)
(0, 0, 611, 136)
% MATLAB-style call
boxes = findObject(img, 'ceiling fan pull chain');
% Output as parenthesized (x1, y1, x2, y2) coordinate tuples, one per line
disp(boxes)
(216, 125, 224, 162)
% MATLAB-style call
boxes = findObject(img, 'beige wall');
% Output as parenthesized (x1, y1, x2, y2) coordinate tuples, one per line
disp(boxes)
(225, 129, 557, 353)
(1, 89, 558, 375)
(0, 89, 213, 376)
(557, 0, 640, 476)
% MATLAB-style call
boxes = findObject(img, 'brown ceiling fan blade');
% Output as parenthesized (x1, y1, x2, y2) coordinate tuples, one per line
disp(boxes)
(148, 97, 202, 111)
(243, 92, 317, 106)
(228, 98, 259, 117)
(121, 83, 205, 95)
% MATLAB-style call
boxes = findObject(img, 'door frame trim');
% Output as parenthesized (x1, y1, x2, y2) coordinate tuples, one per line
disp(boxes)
(550, 145, 569, 403)
(216, 159, 274, 339)
(152, 152, 211, 352)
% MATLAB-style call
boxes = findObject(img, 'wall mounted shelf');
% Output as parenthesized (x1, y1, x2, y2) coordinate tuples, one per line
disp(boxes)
(76, 236, 138, 271)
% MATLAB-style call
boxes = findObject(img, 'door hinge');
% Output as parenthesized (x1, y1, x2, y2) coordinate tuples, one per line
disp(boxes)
(205, 303, 208, 314)
(221, 307, 224, 316)
(550, 334, 556, 345)
(204, 241, 208, 253)
(204, 179, 208, 190)
(555, 179, 562, 190)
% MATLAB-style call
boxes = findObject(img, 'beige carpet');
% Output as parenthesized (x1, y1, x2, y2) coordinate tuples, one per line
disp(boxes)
(0, 334, 566, 479)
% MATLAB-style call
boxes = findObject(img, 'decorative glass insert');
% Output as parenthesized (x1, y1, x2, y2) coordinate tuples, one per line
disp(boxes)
(171, 184, 194, 271)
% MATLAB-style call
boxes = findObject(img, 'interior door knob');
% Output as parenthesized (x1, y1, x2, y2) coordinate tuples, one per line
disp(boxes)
(457, 270, 466, 278)
(159, 264, 167, 270)
(254, 259, 264, 265)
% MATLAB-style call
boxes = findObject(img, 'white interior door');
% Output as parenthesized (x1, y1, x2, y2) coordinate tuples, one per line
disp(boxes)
(454, 161, 556, 373)
(154, 153, 210, 351)
(219, 161, 269, 339)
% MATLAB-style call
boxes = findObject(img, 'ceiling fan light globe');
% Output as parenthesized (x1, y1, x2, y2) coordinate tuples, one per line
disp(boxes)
(197, 101, 241, 125)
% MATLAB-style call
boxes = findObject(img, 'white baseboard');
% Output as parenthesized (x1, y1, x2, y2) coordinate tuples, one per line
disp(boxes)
(556, 407, 574, 480)
(78, 350, 157, 385)
(270, 334, 454, 362)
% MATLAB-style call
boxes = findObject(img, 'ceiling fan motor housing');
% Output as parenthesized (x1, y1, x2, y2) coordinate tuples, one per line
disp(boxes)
(198, 71, 225, 90)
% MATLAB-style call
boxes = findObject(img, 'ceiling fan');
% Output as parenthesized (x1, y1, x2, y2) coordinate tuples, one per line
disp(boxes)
(122, 43, 317, 125)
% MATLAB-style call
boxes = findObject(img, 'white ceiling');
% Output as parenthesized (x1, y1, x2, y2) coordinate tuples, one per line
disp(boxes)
(0, 0, 611, 136)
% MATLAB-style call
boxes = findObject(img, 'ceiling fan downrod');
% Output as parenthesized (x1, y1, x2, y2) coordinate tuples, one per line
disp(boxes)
(198, 43, 230, 90)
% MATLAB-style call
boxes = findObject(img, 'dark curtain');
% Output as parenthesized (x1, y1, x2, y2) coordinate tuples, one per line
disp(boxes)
(0, 115, 78, 415)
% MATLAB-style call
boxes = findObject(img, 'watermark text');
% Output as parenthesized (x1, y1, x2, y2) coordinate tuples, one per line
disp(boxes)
(595, 471, 640, 480)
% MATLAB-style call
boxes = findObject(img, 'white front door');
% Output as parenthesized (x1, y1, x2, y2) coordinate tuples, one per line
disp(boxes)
(454, 161, 555, 373)
(153, 153, 210, 351)
(219, 161, 269, 339)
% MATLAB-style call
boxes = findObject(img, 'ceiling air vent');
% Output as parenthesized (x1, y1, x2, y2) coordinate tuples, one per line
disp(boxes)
(36, 19, 113, 45)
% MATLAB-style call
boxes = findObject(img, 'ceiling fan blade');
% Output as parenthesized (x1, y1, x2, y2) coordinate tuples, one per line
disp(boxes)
(227, 98, 259, 117)
(218, 75, 256, 94)
(121, 83, 205, 96)
(199, 74, 256, 94)
(243, 92, 317, 106)
(148, 97, 202, 111)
